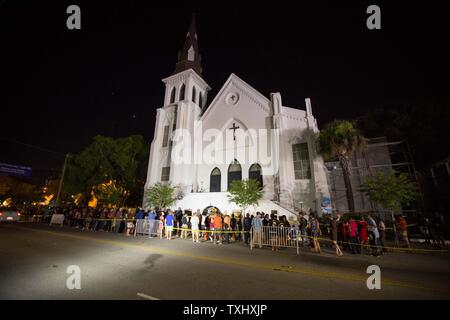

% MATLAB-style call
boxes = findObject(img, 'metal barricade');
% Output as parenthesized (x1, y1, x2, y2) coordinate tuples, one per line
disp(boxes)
(134, 219, 161, 238)
(251, 226, 299, 254)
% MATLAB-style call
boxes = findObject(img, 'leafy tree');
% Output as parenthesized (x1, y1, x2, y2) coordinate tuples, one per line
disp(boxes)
(8, 182, 41, 206)
(317, 120, 366, 213)
(362, 170, 418, 245)
(227, 179, 263, 225)
(0, 175, 15, 197)
(362, 170, 417, 212)
(64, 135, 149, 206)
(0, 175, 42, 206)
(144, 183, 177, 210)
(95, 180, 128, 208)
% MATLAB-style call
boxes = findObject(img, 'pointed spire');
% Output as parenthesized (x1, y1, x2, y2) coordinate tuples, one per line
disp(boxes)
(173, 12, 203, 76)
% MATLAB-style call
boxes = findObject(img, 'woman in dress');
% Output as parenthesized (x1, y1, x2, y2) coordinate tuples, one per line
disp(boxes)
(190, 212, 200, 243)
(310, 216, 321, 253)
(157, 215, 164, 239)
(330, 215, 343, 256)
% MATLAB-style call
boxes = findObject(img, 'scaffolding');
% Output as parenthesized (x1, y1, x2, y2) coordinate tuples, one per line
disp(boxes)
(325, 137, 423, 217)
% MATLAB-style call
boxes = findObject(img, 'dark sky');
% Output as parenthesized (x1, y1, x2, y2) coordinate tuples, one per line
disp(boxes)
(1, 1, 449, 183)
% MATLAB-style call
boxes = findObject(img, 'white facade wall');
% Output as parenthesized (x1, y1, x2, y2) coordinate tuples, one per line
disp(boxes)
(144, 72, 330, 219)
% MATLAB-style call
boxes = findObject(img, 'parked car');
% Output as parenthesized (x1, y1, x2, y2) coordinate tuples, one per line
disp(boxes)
(0, 207, 22, 223)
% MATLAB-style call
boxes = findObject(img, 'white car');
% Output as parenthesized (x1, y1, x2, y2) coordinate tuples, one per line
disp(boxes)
(0, 207, 22, 223)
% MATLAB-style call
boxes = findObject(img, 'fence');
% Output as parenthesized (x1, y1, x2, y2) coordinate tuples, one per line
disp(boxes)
(251, 226, 299, 254)
(134, 219, 161, 238)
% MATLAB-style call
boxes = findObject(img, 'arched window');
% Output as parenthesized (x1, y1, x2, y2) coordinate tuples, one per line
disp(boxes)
(210, 167, 221, 192)
(249, 163, 263, 189)
(170, 87, 176, 104)
(179, 84, 185, 101)
(192, 86, 196, 104)
(228, 160, 242, 190)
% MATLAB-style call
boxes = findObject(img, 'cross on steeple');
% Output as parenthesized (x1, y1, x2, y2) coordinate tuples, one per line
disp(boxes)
(229, 123, 240, 141)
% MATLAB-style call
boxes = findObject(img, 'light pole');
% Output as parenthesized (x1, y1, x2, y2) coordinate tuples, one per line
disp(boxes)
(56, 153, 69, 206)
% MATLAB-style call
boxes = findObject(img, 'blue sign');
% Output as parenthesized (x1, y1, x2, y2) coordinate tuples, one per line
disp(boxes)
(0, 162, 32, 177)
(321, 196, 332, 214)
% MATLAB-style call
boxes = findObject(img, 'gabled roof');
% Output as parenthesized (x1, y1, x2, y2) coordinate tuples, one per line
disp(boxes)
(201, 73, 271, 120)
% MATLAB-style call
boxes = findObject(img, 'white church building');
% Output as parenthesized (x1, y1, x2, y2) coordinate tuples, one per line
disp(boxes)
(144, 15, 331, 220)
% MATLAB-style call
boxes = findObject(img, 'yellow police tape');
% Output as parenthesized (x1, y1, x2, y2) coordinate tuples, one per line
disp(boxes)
(172, 227, 450, 253)
(171, 226, 248, 234)
(31, 216, 449, 253)
(298, 233, 450, 253)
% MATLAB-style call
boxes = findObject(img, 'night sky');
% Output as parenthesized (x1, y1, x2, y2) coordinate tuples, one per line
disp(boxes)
(1, 1, 449, 183)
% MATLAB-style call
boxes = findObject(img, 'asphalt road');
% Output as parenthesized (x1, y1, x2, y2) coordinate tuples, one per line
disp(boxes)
(1, 223, 450, 300)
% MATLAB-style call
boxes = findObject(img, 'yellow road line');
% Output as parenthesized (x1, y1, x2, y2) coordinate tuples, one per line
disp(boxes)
(19, 226, 450, 293)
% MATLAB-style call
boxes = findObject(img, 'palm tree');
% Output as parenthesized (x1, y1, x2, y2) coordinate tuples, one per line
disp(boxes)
(317, 120, 367, 213)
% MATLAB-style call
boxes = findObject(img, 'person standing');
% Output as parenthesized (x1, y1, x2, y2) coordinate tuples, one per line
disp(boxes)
(299, 214, 308, 248)
(165, 210, 174, 240)
(213, 212, 223, 244)
(157, 215, 164, 239)
(367, 214, 382, 256)
(223, 212, 232, 244)
(230, 214, 237, 241)
(209, 214, 216, 242)
(330, 215, 343, 256)
(181, 212, 189, 239)
(243, 213, 252, 245)
(377, 217, 387, 252)
(358, 217, 369, 252)
(114, 209, 123, 233)
(135, 208, 144, 220)
(191, 212, 200, 243)
(310, 216, 321, 253)
(262, 213, 269, 227)
(251, 212, 263, 248)
(397, 215, 410, 248)
(200, 213, 207, 241)
(125, 212, 134, 236)
(175, 207, 183, 237)
(268, 214, 280, 251)
(237, 216, 243, 241)
(348, 218, 360, 254)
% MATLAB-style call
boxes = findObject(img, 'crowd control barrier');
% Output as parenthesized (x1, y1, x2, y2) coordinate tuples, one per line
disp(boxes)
(251, 226, 299, 254)
(134, 219, 161, 238)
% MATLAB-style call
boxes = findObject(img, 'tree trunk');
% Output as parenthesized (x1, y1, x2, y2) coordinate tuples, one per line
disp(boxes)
(340, 156, 355, 213)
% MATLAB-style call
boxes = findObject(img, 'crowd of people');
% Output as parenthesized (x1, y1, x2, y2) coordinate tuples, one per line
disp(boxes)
(24, 204, 447, 255)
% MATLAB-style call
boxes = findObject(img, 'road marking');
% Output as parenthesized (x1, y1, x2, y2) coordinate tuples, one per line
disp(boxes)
(15, 225, 450, 293)
(136, 293, 160, 300)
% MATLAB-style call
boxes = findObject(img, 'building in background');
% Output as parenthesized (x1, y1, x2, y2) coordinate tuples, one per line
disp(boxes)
(418, 156, 450, 223)
(325, 137, 421, 216)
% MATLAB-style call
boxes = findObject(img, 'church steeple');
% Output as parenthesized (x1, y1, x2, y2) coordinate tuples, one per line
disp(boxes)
(173, 13, 203, 76)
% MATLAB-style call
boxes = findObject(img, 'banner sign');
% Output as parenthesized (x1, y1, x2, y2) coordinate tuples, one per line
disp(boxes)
(49, 214, 65, 226)
(321, 196, 332, 214)
(0, 162, 32, 177)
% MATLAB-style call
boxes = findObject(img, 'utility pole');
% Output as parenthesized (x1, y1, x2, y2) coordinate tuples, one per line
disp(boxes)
(56, 154, 69, 206)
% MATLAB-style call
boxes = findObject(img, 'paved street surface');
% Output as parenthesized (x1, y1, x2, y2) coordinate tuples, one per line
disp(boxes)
(1, 223, 450, 300)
